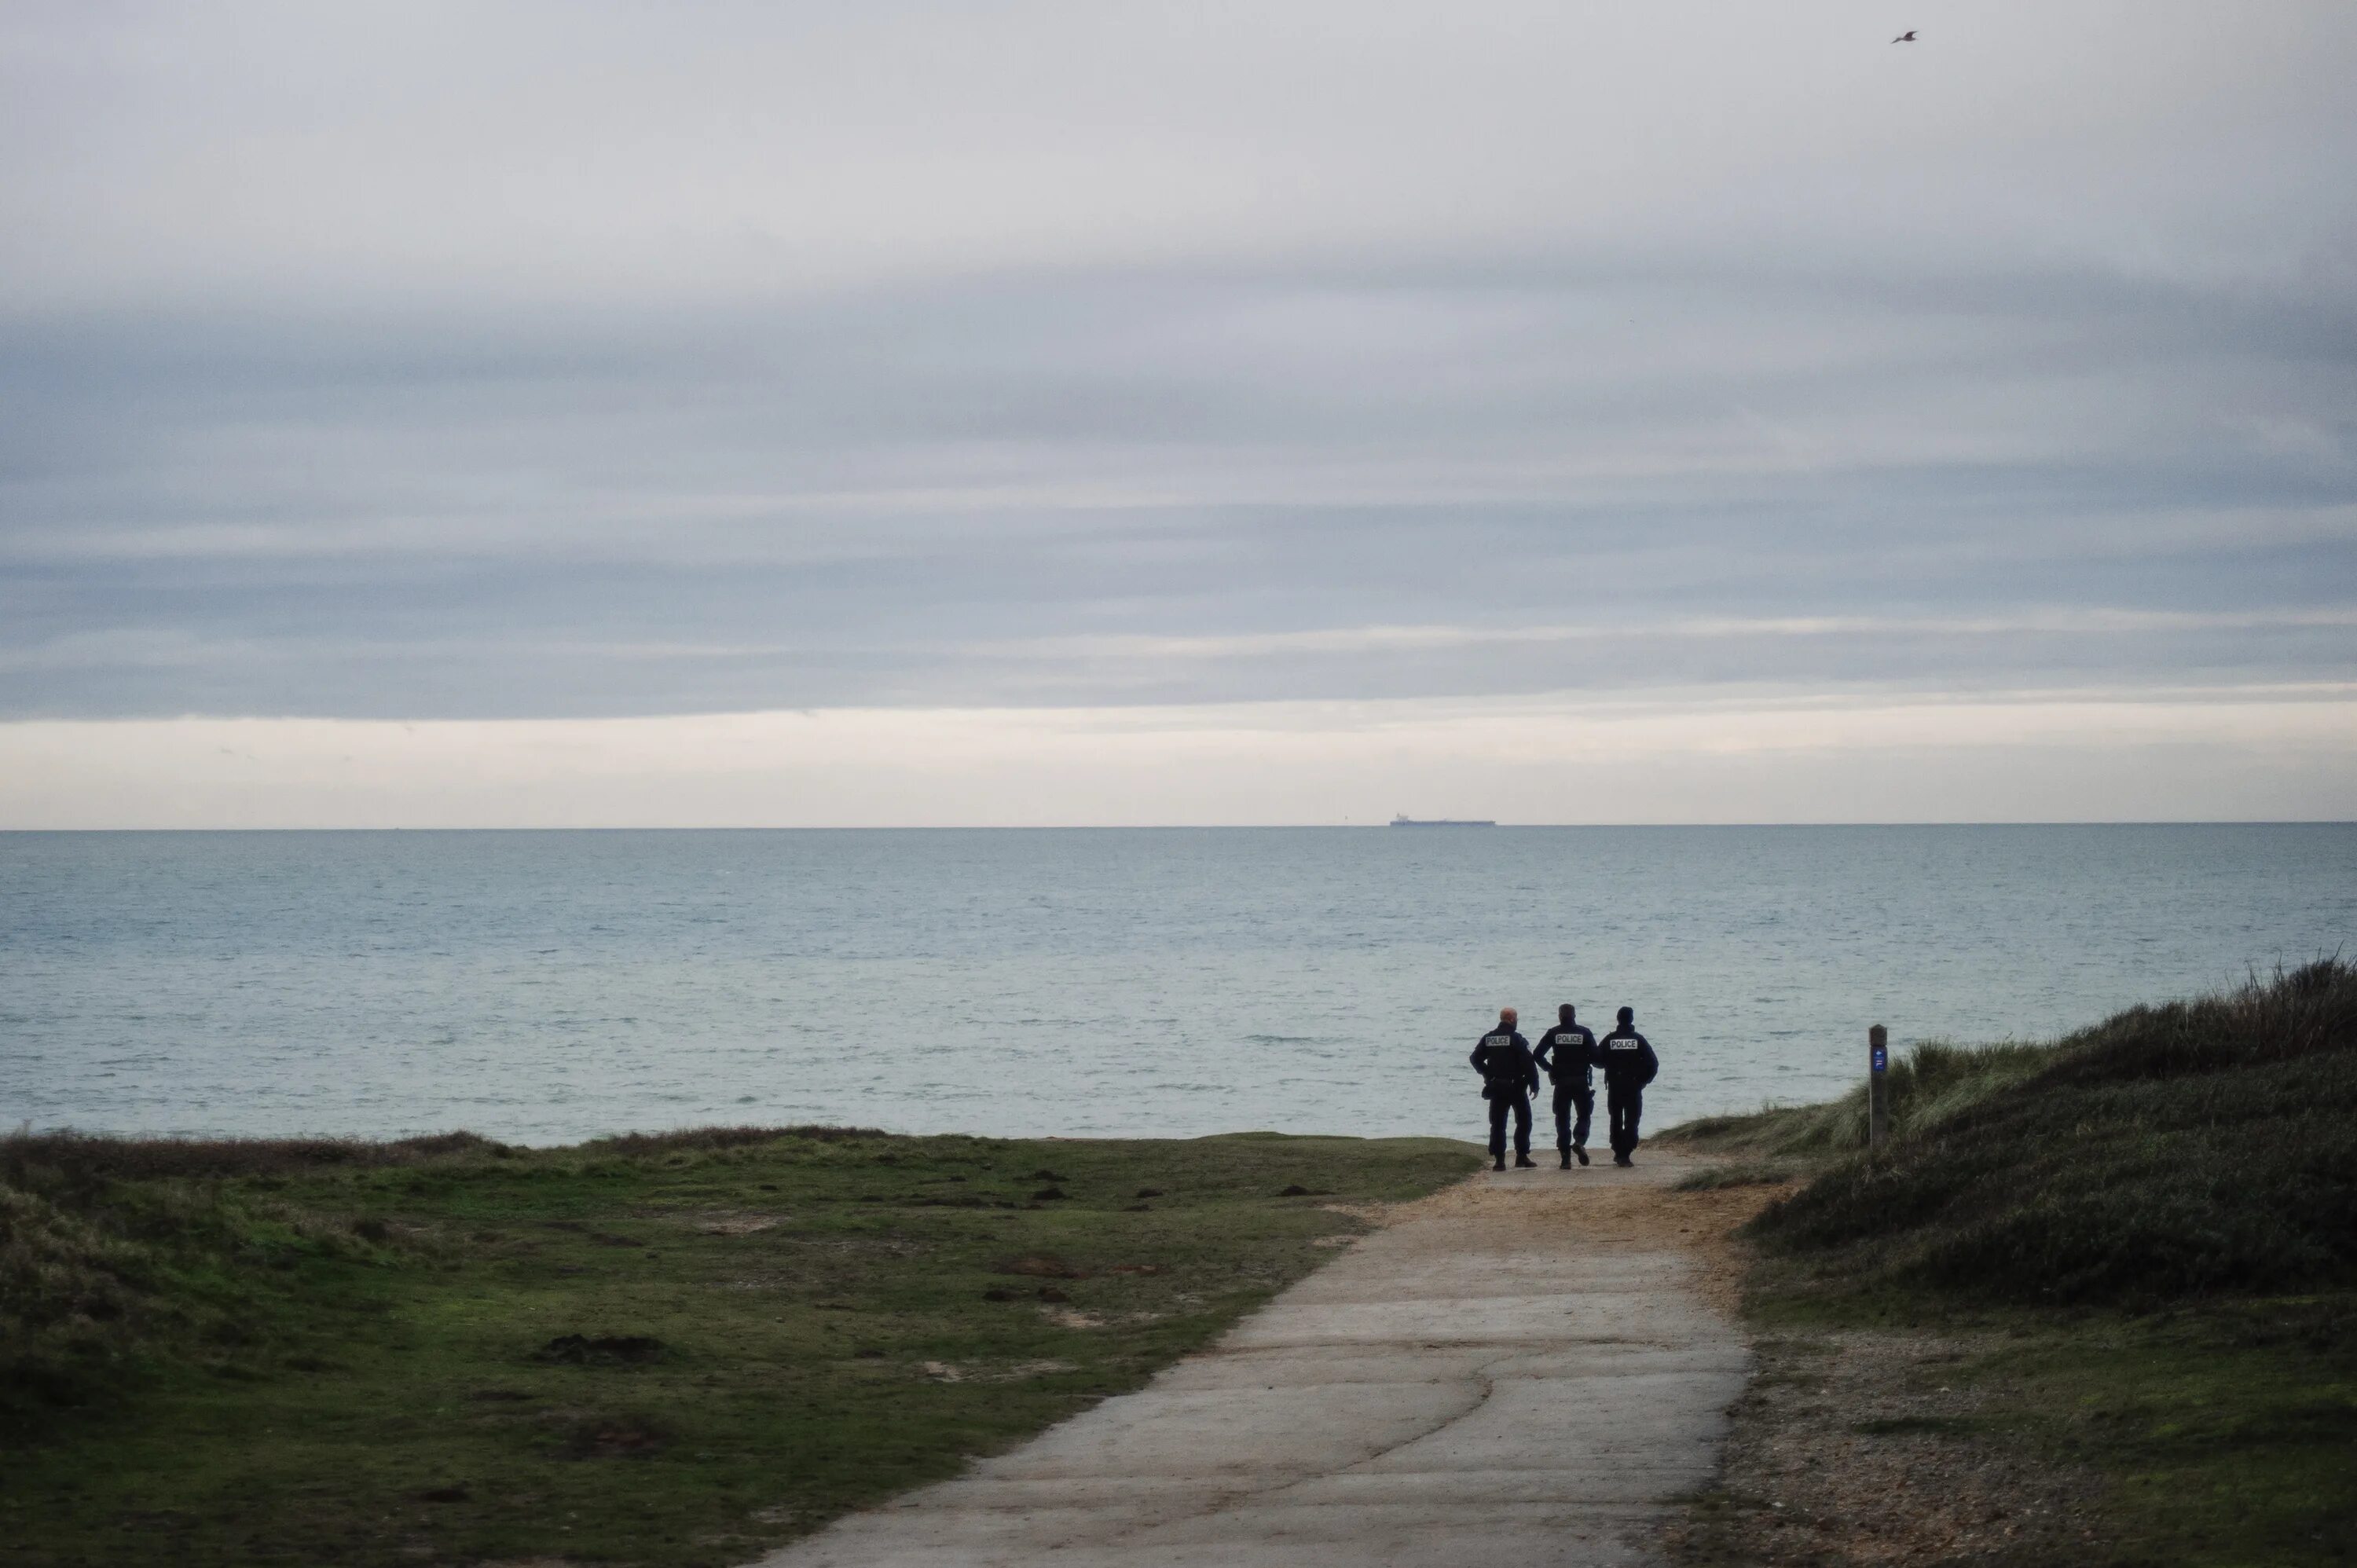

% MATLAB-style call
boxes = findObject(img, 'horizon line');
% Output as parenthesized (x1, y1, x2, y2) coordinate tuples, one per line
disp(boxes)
(5, 820, 2354, 833)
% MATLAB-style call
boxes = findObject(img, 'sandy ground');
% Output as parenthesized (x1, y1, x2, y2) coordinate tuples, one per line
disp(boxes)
(753, 1149, 1755, 1568)
(1665, 1326, 2105, 1568)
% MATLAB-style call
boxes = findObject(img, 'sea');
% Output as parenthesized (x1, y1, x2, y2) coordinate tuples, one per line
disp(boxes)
(3, 826, 2352, 1146)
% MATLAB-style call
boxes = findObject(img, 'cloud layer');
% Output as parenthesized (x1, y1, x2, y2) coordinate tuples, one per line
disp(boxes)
(2, 2, 2353, 819)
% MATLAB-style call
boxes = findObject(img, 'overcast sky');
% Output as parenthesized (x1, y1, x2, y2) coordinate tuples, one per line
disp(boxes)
(3, 1, 2353, 824)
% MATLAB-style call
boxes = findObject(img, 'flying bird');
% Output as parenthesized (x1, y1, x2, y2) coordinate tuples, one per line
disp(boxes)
(1892, 30, 1918, 42)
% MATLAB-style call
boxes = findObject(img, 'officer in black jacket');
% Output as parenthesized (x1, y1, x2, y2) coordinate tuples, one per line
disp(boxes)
(1468, 1007, 1540, 1171)
(1531, 1003, 1600, 1168)
(1597, 1006, 1660, 1167)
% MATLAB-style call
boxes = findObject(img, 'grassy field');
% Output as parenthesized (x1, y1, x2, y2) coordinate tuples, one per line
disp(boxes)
(2, 1127, 1478, 1567)
(1663, 959, 2357, 1566)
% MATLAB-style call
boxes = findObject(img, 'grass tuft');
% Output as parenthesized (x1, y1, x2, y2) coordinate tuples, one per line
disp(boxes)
(1673, 1163, 1799, 1192)
(583, 1124, 889, 1155)
(2, 1130, 506, 1183)
(1658, 1040, 2052, 1158)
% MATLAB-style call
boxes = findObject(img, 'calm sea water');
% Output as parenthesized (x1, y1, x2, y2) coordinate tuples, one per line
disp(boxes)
(3, 826, 2351, 1145)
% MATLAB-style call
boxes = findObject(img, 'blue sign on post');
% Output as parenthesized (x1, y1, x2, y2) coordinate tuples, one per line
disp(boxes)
(1868, 1024, 1890, 1149)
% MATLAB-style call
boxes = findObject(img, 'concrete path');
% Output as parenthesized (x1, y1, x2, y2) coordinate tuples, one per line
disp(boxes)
(756, 1153, 1747, 1568)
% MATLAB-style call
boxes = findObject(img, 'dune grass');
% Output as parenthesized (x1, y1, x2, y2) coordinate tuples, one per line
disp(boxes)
(1732, 958, 2357, 1305)
(1669, 1161, 1799, 1192)
(1666, 959, 2357, 1567)
(1661, 1037, 2053, 1161)
(2, 1127, 1477, 1567)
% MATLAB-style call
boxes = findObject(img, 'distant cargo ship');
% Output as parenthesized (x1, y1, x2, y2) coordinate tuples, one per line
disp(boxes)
(1389, 814, 1496, 827)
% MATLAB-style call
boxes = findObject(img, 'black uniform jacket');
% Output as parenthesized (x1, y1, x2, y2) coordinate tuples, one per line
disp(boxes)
(1468, 1028, 1540, 1097)
(1533, 1023, 1598, 1089)
(1596, 1027, 1659, 1088)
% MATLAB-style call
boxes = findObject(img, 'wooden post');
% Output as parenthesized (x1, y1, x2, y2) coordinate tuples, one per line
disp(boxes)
(1868, 1024, 1890, 1149)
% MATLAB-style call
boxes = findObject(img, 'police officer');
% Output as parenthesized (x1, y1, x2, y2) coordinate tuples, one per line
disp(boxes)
(1597, 1006, 1660, 1167)
(1468, 1007, 1540, 1171)
(1531, 1003, 1599, 1168)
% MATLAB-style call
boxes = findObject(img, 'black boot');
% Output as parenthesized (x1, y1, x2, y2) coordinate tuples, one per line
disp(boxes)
(1559, 1151, 1571, 1170)
(1514, 1153, 1537, 1169)
(1492, 1156, 1505, 1171)
(1574, 1145, 1590, 1167)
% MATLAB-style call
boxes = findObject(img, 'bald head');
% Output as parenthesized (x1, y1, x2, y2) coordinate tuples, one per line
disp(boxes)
(1499, 1007, 1518, 1028)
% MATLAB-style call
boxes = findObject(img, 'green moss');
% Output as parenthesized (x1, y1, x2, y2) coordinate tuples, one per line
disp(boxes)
(1, 1129, 1477, 1566)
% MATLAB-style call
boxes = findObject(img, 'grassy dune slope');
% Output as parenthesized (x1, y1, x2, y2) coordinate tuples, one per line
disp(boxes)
(1686, 958, 2357, 1304)
(2, 1128, 1477, 1567)
(1666, 961, 2357, 1567)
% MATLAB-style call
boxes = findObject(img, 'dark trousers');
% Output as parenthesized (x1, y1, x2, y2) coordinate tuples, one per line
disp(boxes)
(1607, 1082, 1644, 1156)
(1486, 1090, 1532, 1160)
(1552, 1083, 1594, 1151)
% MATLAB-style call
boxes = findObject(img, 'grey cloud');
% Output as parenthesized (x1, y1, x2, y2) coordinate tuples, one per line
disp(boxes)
(2, 3, 2354, 724)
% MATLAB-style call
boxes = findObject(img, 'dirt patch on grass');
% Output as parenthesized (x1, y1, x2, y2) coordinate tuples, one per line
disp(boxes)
(992, 1252, 1087, 1278)
(533, 1335, 665, 1365)
(1315, 1200, 1400, 1225)
(685, 1212, 779, 1236)
(561, 1412, 672, 1460)
(922, 1358, 1076, 1383)
(1661, 1181, 1787, 1320)
(1667, 1328, 2103, 1566)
